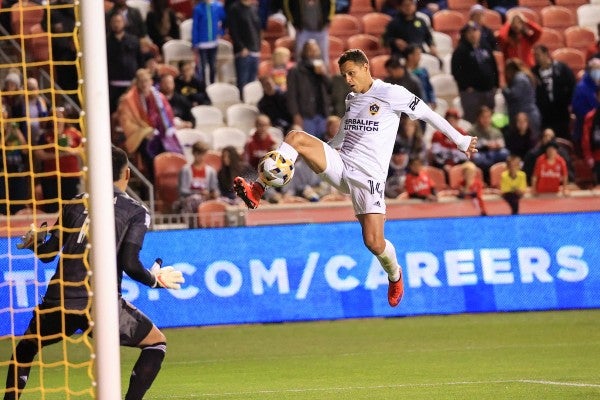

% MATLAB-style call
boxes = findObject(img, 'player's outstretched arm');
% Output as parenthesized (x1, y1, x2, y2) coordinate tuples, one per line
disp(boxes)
(150, 258, 185, 290)
(119, 242, 183, 289)
(420, 106, 477, 157)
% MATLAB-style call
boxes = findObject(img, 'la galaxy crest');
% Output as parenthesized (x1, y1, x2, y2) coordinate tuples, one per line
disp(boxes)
(369, 103, 379, 116)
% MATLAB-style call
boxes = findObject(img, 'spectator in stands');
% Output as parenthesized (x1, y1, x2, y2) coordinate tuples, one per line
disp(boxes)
(523, 127, 572, 185)
(324, 115, 341, 142)
(2, 70, 22, 116)
(174, 60, 210, 107)
(484, 0, 517, 21)
(503, 58, 541, 141)
(107, 13, 144, 114)
(192, 0, 226, 84)
(404, 44, 436, 108)
(146, 0, 180, 49)
(105, 0, 147, 38)
(501, 154, 527, 215)
(468, 4, 497, 51)
(286, 39, 332, 140)
(159, 73, 194, 128)
(383, 0, 438, 59)
(282, 157, 323, 202)
(244, 114, 277, 169)
(0, 104, 29, 215)
(375, 0, 402, 17)
(175, 140, 219, 213)
(451, 21, 498, 123)
(417, 0, 446, 20)
(396, 114, 427, 163)
(496, 12, 541, 68)
(42, 0, 78, 104)
(330, 65, 352, 118)
(405, 158, 438, 201)
(385, 143, 409, 198)
(505, 112, 534, 159)
(469, 105, 510, 181)
(572, 58, 600, 148)
(430, 108, 469, 172)
(581, 88, 600, 184)
(13, 77, 48, 145)
(270, 46, 294, 92)
(531, 141, 568, 196)
(384, 56, 423, 101)
(145, 56, 163, 86)
(257, 75, 292, 133)
(283, 0, 334, 66)
(218, 145, 255, 203)
(532, 45, 576, 140)
(35, 105, 83, 213)
(457, 161, 487, 215)
(228, 0, 262, 93)
(117, 68, 184, 182)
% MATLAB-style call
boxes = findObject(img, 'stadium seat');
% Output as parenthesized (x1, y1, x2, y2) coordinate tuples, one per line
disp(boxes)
(518, 0, 552, 14)
(10, 1, 43, 36)
(506, 7, 541, 24)
(430, 73, 459, 106)
(447, 0, 477, 14)
(263, 14, 288, 51)
(481, 9, 503, 31)
(555, 0, 588, 8)
(204, 150, 223, 171)
(329, 14, 362, 43)
(258, 60, 272, 77)
(158, 63, 178, 77)
(260, 39, 272, 61)
(226, 103, 259, 135)
(210, 127, 248, 152)
(242, 80, 264, 106)
(349, 0, 375, 17)
(432, 31, 454, 58)
(273, 36, 296, 58)
(216, 39, 235, 84)
(180, 18, 192, 42)
(154, 152, 188, 213)
(552, 47, 586, 76)
(197, 199, 228, 228)
(29, 23, 49, 62)
(419, 53, 442, 76)
(346, 34, 385, 58)
(564, 26, 596, 52)
(361, 12, 392, 37)
(162, 39, 194, 67)
(432, 10, 467, 46)
(206, 82, 241, 115)
(329, 36, 346, 60)
(175, 128, 213, 163)
(537, 28, 565, 53)
(540, 6, 576, 30)
(369, 54, 390, 79)
(448, 164, 484, 189)
(554, 137, 576, 158)
(576, 4, 600, 33)
(489, 161, 507, 189)
(423, 166, 449, 190)
(127, 0, 150, 21)
(191, 105, 225, 134)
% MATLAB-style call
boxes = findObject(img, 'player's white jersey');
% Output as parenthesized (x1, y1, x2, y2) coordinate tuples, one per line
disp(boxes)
(332, 79, 470, 182)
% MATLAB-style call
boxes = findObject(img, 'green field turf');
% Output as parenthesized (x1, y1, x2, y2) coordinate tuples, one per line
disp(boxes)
(2, 309, 600, 399)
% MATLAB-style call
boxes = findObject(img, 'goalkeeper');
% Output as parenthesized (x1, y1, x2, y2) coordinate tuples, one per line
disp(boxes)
(4, 147, 184, 400)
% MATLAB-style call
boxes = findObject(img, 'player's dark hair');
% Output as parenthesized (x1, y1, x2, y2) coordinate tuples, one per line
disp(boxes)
(112, 146, 129, 182)
(338, 49, 368, 68)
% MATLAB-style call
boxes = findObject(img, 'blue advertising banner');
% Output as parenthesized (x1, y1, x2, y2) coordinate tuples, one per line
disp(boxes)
(1, 212, 599, 335)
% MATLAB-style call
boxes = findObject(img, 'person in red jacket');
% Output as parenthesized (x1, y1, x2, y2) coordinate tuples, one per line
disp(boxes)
(531, 141, 569, 195)
(496, 12, 542, 68)
(404, 158, 437, 201)
(582, 91, 600, 184)
(244, 114, 277, 169)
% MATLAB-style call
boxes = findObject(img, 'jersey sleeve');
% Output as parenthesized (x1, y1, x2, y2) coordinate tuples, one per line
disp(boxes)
(123, 208, 149, 248)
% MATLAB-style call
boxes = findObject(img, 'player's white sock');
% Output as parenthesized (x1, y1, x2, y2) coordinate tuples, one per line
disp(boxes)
(376, 239, 401, 282)
(278, 142, 299, 164)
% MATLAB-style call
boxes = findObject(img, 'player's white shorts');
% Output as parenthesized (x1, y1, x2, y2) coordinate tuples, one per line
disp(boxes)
(319, 142, 386, 215)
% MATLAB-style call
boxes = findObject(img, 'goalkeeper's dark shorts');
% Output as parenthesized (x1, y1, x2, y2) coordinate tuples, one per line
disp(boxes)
(22, 298, 153, 348)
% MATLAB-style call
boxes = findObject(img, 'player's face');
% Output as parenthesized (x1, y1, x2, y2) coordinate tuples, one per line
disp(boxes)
(340, 61, 372, 94)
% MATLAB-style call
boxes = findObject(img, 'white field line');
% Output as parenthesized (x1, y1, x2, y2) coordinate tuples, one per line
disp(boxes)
(146, 379, 600, 398)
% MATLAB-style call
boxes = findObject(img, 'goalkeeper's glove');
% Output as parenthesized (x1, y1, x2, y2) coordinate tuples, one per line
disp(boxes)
(16, 222, 48, 250)
(150, 258, 185, 289)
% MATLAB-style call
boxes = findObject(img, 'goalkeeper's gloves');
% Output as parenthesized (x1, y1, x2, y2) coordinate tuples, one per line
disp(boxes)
(16, 222, 48, 250)
(150, 258, 185, 289)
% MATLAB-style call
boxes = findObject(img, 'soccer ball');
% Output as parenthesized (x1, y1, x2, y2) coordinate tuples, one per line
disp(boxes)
(258, 151, 294, 188)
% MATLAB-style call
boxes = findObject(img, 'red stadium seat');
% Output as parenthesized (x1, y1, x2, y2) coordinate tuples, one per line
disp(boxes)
(370, 54, 390, 79)
(346, 34, 385, 58)
(537, 28, 565, 53)
(423, 166, 449, 190)
(329, 14, 362, 43)
(432, 10, 467, 46)
(518, 0, 552, 14)
(329, 36, 346, 61)
(506, 7, 541, 24)
(263, 15, 288, 52)
(197, 200, 228, 228)
(564, 26, 596, 53)
(481, 9, 503, 31)
(540, 5, 576, 30)
(361, 12, 392, 37)
(154, 152, 187, 213)
(552, 47, 586, 76)
(489, 162, 508, 189)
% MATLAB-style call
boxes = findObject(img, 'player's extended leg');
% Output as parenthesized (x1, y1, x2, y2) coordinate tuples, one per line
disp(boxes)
(357, 214, 404, 307)
(3, 338, 39, 400)
(124, 325, 167, 400)
(234, 130, 327, 209)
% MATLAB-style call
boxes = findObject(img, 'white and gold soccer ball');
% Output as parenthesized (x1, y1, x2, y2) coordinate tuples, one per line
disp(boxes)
(258, 151, 294, 187)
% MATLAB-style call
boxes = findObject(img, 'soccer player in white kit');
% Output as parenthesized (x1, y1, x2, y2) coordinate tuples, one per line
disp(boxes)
(234, 49, 478, 307)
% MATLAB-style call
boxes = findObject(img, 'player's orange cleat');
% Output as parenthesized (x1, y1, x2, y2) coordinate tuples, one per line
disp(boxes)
(233, 177, 265, 209)
(387, 270, 404, 307)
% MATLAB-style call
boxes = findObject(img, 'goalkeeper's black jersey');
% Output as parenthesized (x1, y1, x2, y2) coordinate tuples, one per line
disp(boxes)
(42, 188, 150, 309)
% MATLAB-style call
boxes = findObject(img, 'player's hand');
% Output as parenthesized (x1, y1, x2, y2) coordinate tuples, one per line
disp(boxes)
(150, 258, 185, 289)
(464, 136, 478, 159)
(16, 222, 48, 250)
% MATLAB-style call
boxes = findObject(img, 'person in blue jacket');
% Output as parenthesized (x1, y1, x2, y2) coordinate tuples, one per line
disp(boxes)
(192, 0, 226, 84)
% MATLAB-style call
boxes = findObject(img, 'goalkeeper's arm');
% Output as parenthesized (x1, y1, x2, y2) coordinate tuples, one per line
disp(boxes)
(119, 242, 184, 289)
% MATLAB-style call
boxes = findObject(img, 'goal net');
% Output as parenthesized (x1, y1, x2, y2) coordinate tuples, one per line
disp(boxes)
(0, 1, 95, 398)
